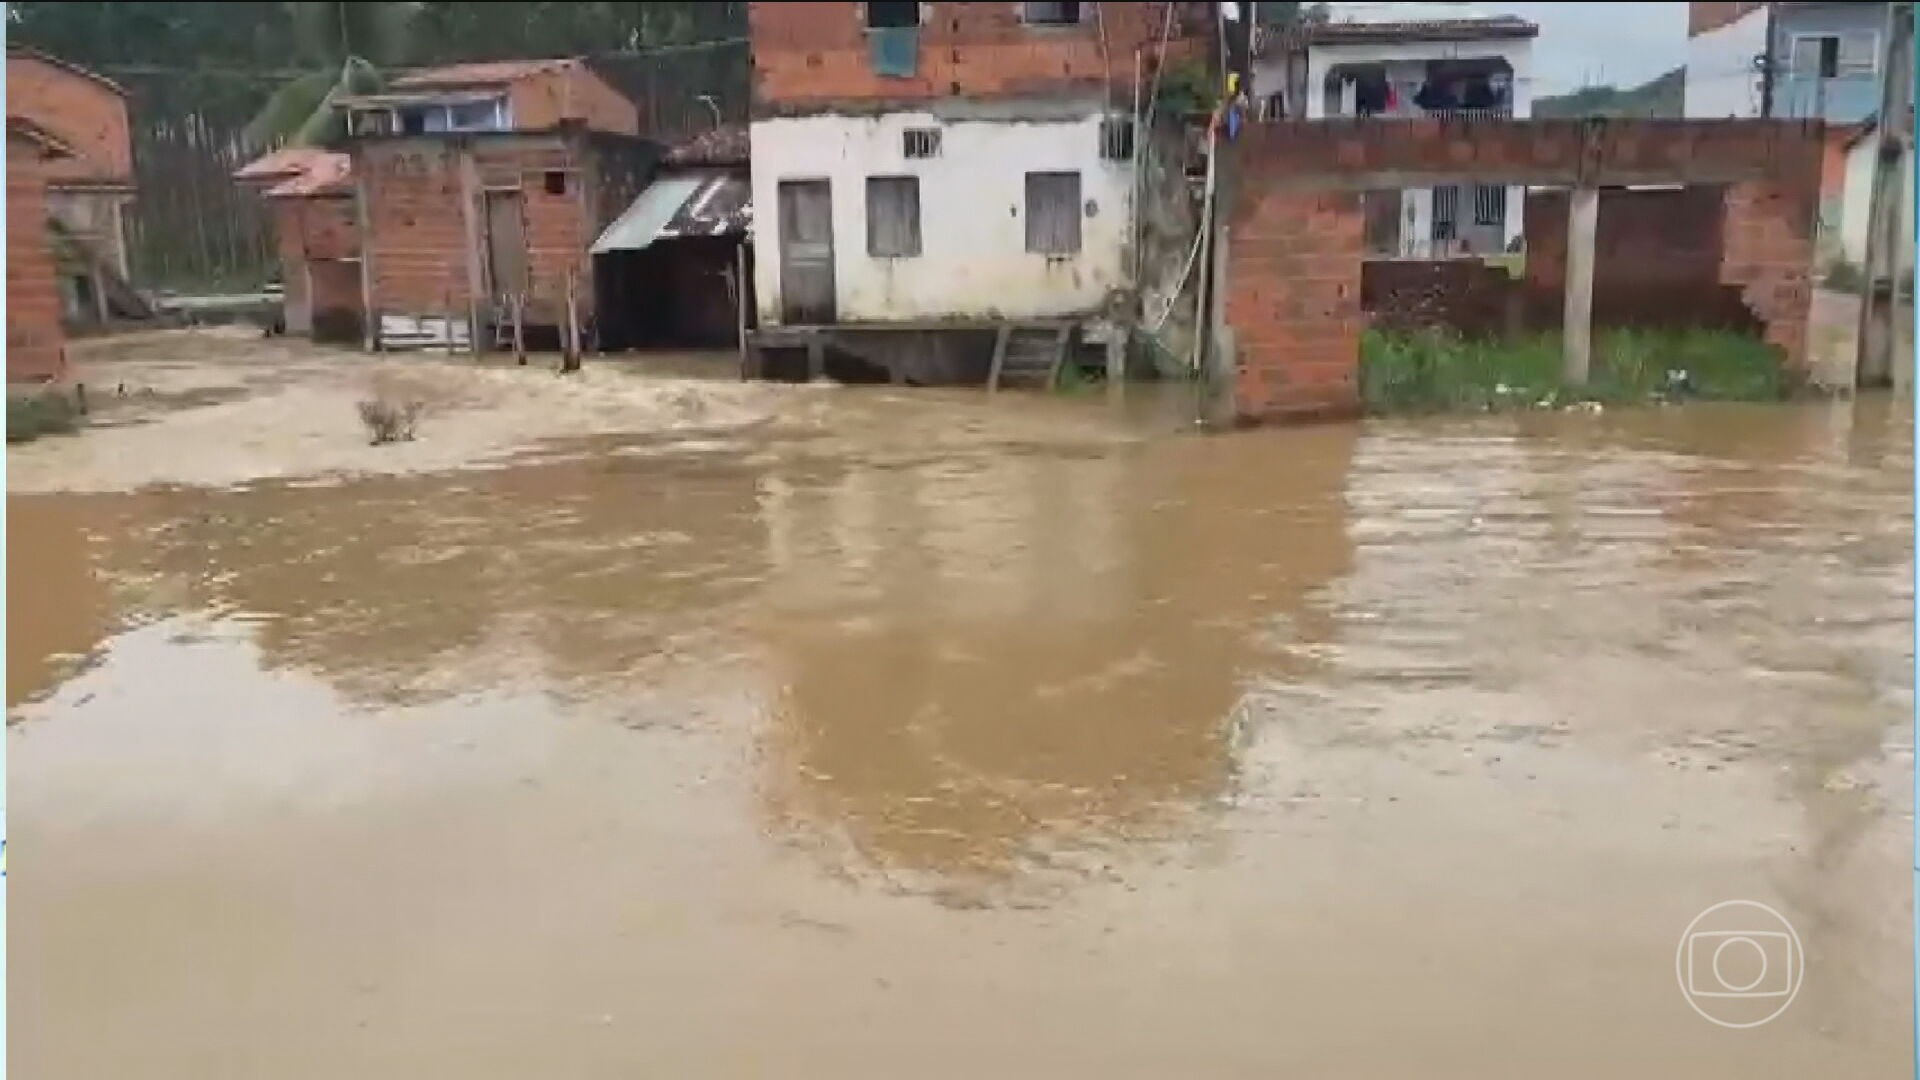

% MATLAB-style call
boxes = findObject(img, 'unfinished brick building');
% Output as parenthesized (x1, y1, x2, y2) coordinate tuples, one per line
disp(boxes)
(6, 47, 139, 327)
(339, 60, 656, 349)
(234, 148, 362, 342)
(1217, 118, 1822, 423)
(7, 117, 74, 383)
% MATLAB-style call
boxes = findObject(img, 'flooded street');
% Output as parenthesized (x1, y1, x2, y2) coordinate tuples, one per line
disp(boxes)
(8, 334, 1914, 1076)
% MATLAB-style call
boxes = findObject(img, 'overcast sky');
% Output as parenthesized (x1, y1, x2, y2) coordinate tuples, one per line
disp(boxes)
(1476, 3, 1689, 97)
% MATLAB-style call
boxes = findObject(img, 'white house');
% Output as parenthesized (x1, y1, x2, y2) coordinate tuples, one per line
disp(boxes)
(1251, 3, 1538, 258)
(1839, 119, 1915, 274)
(748, 103, 1138, 327)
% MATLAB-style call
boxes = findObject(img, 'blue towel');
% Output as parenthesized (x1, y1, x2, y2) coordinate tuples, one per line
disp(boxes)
(869, 26, 918, 79)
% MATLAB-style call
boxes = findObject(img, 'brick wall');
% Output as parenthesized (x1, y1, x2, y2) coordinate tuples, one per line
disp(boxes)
(360, 140, 472, 320)
(1223, 188, 1364, 423)
(6, 54, 133, 187)
(358, 134, 645, 331)
(274, 196, 364, 336)
(749, 1, 1202, 111)
(1361, 260, 1521, 339)
(510, 67, 639, 135)
(7, 135, 66, 382)
(1524, 186, 1761, 335)
(1688, 1, 1767, 37)
(1720, 178, 1816, 372)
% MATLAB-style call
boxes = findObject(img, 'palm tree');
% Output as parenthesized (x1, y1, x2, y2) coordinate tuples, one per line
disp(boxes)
(244, 1, 416, 149)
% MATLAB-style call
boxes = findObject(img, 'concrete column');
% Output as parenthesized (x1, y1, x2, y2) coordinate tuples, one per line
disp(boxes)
(1562, 185, 1599, 385)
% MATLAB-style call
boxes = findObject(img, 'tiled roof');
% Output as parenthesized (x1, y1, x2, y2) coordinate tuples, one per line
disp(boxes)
(390, 58, 581, 90)
(7, 46, 128, 98)
(234, 147, 352, 198)
(6, 115, 77, 158)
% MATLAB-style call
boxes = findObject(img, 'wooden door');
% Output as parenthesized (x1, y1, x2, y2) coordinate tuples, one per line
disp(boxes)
(777, 180, 835, 324)
(484, 190, 527, 305)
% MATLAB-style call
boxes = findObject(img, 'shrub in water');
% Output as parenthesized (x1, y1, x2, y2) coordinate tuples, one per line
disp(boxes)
(357, 396, 423, 445)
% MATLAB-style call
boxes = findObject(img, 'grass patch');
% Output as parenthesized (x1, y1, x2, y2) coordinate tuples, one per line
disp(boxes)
(7, 390, 81, 443)
(1359, 327, 1784, 414)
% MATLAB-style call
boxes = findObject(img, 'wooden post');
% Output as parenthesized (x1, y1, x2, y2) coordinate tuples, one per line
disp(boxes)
(562, 271, 582, 373)
(512, 293, 526, 366)
(734, 242, 749, 378)
(355, 165, 377, 351)
(1562, 185, 1599, 385)
(458, 148, 484, 359)
(1855, 1, 1913, 388)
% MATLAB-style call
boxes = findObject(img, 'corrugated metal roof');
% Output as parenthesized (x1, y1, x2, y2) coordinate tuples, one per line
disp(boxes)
(591, 172, 750, 254)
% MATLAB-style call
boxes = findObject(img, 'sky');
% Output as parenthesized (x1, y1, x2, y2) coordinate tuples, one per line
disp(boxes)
(1479, 2, 1689, 98)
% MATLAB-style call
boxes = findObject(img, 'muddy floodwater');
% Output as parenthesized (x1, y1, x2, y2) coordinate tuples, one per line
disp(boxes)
(8, 335, 1915, 1077)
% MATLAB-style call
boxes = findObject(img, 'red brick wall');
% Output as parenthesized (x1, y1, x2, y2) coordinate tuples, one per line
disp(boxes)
(358, 135, 612, 328)
(7, 135, 67, 382)
(1524, 186, 1761, 334)
(1688, 1, 1767, 37)
(361, 140, 471, 319)
(1720, 178, 1816, 372)
(273, 196, 364, 335)
(510, 66, 639, 134)
(749, 1, 1203, 111)
(6, 55, 133, 187)
(1223, 189, 1364, 423)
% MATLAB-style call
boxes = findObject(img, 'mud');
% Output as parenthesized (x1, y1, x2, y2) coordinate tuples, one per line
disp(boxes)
(7, 335, 1914, 1077)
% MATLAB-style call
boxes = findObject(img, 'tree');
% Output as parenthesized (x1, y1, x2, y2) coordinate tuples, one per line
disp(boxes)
(243, 2, 416, 149)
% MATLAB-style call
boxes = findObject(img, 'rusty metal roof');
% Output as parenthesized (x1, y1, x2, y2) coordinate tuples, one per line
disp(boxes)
(391, 58, 583, 90)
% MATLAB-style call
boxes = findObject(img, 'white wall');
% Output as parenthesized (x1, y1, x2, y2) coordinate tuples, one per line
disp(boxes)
(1683, 7, 1767, 118)
(1841, 136, 1915, 272)
(750, 111, 1134, 325)
(1301, 37, 1535, 120)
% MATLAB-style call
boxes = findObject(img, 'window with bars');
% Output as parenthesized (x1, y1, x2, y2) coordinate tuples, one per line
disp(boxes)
(1472, 184, 1506, 227)
(1792, 32, 1878, 78)
(1024, 171, 1082, 255)
(1432, 184, 1460, 242)
(903, 127, 941, 158)
(1099, 116, 1134, 160)
(866, 176, 922, 257)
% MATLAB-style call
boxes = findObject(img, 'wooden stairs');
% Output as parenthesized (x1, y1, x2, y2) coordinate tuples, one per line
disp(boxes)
(987, 322, 1074, 392)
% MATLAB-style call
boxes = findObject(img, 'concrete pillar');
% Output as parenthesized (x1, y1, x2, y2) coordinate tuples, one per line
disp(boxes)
(1562, 185, 1599, 385)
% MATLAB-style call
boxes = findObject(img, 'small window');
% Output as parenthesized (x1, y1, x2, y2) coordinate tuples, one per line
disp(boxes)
(1838, 31, 1880, 76)
(1023, 2, 1081, 25)
(544, 171, 568, 195)
(1472, 184, 1506, 227)
(867, 1, 919, 28)
(1024, 171, 1081, 255)
(867, 176, 922, 257)
(903, 127, 942, 158)
(1099, 116, 1134, 161)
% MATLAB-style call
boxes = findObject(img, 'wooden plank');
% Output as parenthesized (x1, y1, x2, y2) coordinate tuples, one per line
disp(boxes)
(1044, 324, 1072, 389)
(988, 323, 1012, 393)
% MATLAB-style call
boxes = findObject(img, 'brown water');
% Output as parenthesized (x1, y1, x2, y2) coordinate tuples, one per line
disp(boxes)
(9, 389, 1915, 1077)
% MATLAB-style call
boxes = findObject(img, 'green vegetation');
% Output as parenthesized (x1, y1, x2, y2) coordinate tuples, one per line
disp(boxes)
(7, 391, 82, 444)
(1358, 328, 1786, 414)
(1535, 68, 1684, 119)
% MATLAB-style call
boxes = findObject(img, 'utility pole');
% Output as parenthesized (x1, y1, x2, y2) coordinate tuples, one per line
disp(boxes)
(1854, 1, 1914, 388)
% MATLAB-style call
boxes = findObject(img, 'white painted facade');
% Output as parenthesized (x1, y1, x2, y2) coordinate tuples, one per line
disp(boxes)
(1682, 5, 1768, 118)
(749, 109, 1134, 326)
(1251, 30, 1534, 257)
(1840, 131, 1915, 272)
